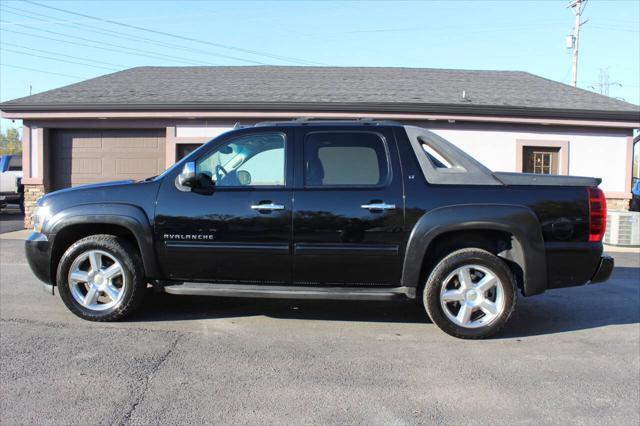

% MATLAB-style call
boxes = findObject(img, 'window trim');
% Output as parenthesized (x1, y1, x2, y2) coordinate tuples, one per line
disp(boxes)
(302, 130, 392, 189)
(194, 131, 288, 190)
(516, 139, 569, 175)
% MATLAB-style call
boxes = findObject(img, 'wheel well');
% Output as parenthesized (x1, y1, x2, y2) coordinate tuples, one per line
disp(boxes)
(50, 223, 141, 286)
(419, 229, 525, 293)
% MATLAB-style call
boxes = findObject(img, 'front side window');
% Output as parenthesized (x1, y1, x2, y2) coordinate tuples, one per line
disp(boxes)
(304, 132, 389, 186)
(196, 133, 285, 187)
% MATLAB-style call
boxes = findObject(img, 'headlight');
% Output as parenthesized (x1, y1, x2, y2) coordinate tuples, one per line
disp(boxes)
(32, 205, 51, 233)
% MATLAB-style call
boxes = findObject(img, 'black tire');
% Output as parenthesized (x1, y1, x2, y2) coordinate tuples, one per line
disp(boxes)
(423, 248, 517, 339)
(56, 234, 146, 321)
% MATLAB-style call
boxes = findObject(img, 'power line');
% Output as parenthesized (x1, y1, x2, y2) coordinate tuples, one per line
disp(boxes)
(0, 63, 87, 79)
(0, 5, 148, 44)
(1, 47, 120, 71)
(1, 42, 124, 68)
(0, 17, 223, 66)
(25, 0, 324, 66)
(0, 27, 215, 66)
(1, 5, 263, 65)
(0, 8, 218, 25)
(589, 25, 639, 33)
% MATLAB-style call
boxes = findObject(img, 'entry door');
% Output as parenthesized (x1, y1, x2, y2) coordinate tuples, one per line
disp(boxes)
(154, 130, 293, 284)
(292, 128, 405, 287)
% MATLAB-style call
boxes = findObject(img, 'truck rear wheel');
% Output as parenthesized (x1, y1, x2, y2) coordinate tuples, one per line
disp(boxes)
(423, 248, 517, 339)
(56, 235, 146, 321)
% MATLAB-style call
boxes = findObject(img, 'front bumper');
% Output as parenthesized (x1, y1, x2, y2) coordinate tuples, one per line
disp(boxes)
(590, 255, 614, 284)
(25, 231, 53, 291)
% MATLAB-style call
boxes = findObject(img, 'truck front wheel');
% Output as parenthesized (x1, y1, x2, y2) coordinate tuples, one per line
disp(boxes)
(423, 248, 517, 339)
(56, 235, 146, 321)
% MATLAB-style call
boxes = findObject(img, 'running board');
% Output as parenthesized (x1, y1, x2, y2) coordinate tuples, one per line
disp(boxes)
(162, 282, 415, 301)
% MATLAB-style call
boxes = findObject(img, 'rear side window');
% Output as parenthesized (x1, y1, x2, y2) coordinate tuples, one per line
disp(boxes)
(420, 141, 452, 169)
(304, 132, 389, 186)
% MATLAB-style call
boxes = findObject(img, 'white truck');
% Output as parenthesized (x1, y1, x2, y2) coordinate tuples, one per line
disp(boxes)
(0, 154, 24, 212)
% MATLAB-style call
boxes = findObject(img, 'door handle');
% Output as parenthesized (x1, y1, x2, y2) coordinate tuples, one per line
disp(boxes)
(251, 203, 285, 211)
(361, 202, 396, 211)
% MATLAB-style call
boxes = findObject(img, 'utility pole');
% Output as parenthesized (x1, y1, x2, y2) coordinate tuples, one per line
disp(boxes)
(567, 0, 588, 87)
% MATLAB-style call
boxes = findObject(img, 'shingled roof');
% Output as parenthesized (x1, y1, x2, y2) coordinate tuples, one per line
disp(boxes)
(2, 66, 639, 120)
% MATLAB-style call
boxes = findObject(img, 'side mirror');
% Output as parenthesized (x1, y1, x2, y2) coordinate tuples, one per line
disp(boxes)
(178, 162, 196, 187)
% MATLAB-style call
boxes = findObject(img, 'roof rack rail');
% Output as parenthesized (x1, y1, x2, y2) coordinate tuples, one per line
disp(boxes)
(254, 117, 402, 127)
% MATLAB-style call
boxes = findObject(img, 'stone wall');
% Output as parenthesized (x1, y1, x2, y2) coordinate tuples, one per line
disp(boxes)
(23, 184, 47, 229)
(606, 198, 630, 212)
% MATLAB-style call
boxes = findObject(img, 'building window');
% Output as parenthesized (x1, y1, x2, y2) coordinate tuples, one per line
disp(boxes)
(176, 143, 202, 161)
(523, 147, 560, 174)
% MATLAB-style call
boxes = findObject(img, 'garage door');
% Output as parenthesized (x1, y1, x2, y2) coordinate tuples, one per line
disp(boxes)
(51, 129, 166, 190)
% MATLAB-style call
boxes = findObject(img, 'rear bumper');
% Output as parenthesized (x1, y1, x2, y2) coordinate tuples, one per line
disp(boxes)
(546, 242, 605, 289)
(25, 231, 53, 286)
(590, 255, 614, 284)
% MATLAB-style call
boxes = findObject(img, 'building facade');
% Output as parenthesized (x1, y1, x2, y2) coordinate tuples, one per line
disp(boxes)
(1, 67, 638, 228)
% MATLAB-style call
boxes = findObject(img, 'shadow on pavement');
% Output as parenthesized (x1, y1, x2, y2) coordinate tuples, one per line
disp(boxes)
(501, 265, 640, 338)
(134, 294, 429, 324)
(129, 263, 639, 338)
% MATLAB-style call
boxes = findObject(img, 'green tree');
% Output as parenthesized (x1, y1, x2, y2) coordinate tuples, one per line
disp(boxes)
(0, 128, 22, 155)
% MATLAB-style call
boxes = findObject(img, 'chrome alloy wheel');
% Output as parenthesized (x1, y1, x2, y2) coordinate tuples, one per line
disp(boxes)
(68, 250, 126, 311)
(439, 264, 505, 329)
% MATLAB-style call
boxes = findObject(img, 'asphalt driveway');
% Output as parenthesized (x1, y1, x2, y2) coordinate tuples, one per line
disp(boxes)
(0, 237, 638, 425)
(0, 205, 24, 233)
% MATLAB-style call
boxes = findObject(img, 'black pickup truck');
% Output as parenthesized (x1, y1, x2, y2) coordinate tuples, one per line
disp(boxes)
(25, 120, 613, 338)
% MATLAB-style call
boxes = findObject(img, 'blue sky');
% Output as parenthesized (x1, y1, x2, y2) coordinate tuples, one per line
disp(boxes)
(1, 0, 639, 133)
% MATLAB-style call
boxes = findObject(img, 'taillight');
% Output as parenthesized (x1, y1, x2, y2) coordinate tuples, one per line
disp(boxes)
(587, 187, 607, 242)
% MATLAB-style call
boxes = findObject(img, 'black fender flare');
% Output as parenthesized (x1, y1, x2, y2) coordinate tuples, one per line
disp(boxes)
(46, 203, 161, 280)
(401, 204, 547, 296)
